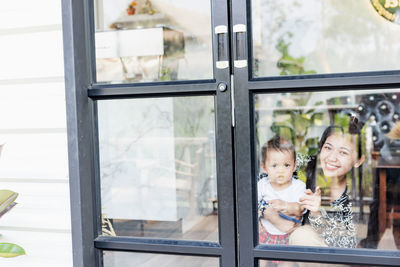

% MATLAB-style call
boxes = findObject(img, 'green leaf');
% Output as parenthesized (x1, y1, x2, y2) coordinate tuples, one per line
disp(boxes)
(0, 243, 26, 258)
(311, 112, 324, 122)
(294, 115, 310, 133)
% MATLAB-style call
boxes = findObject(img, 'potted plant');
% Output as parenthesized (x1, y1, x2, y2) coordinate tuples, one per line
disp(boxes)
(0, 144, 25, 258)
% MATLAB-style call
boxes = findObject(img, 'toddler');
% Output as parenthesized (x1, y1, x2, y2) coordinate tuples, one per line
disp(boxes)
(258, 136, 306, 248)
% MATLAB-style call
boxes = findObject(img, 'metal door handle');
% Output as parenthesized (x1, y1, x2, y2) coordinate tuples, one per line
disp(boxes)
(215, 25, 228, 69)
(233, 24, 247, 68)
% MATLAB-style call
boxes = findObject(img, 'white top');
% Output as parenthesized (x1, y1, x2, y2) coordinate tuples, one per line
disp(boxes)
(258, 177, 306, 235)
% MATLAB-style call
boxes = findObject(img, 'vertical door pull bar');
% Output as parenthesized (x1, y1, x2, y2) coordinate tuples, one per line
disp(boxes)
(230, 74, 235, 127)
(215, 25, 229, 69)
(233, 24, 247, 68)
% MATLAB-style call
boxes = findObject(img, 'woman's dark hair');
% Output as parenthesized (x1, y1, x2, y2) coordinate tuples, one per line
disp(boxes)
(303, 125, 346, 224)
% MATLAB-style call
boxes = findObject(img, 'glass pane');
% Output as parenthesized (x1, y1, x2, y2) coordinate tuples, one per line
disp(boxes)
(98, 96, 218, 241)
(259, 259, 367, 267)
(255, 89, 400, 250)
(252, 0, 400, 77)
(103, 251, 219, 267)
(94, 0, 213, 83)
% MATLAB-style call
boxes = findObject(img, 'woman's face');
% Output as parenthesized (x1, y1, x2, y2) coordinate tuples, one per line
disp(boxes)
(319, 133, 361, 179)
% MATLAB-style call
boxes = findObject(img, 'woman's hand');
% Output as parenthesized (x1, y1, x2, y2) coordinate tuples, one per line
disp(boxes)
(299, 186, 321, 217)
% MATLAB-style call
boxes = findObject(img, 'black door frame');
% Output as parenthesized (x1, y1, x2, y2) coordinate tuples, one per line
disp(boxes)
(62, 0, 236, 266)
(232, 0, 400, 266)
(63, 0, 400, 266)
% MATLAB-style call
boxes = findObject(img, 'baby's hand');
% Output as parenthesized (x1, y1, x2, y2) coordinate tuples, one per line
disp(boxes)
(268, 199, 287, 211)
(263, 205, 278, 220)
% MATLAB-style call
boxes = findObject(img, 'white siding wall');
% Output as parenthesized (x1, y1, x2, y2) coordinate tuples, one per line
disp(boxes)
(0, 1, 72, 266)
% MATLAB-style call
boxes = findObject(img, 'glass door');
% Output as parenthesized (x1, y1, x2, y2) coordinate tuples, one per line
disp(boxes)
(62, 0, 235, 266)
(232, 0, 400, 266)
(63, 0, 400, 266)
(92, 0, 237, 266)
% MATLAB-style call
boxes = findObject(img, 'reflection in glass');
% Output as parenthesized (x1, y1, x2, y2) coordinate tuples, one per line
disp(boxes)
(94, 0, 213, 83)
(103, 251, 219, 267)
(252, 0, 400, 77)
(98, 96, 218, 241)
(255, 89, 400, 250)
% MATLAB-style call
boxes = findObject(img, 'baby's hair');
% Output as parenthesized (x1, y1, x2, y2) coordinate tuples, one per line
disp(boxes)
(261, 135, 296, 164)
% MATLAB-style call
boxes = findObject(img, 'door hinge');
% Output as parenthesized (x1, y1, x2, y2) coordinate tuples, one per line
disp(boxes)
(231, 74, 235, 128)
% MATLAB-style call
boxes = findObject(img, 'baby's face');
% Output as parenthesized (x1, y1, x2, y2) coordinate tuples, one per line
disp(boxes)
(263, 149, 296, 187)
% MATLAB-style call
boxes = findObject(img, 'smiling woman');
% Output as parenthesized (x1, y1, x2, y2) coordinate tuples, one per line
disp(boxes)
(319, 130, 365, 186)
(255, 89, 400, 257)
(290, 125, 365, 249)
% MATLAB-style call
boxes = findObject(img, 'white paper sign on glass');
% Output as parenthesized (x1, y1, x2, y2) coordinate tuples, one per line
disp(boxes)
(95, 28, 164, 59)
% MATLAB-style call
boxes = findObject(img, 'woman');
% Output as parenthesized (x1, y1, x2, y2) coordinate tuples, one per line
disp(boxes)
(289, 125, 365, 248)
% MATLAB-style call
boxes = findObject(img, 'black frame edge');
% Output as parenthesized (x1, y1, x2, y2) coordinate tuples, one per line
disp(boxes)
(62, 0, 98, 266)
(254, 246, 400, 266)
(88, 83, 216, 99)
(95, 236, 223, 256)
